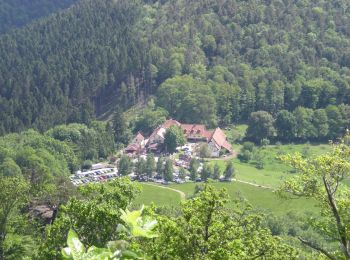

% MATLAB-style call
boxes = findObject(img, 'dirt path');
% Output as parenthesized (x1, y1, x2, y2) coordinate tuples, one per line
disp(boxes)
(143, 183, 186, 200)
(233, 178, 273, 190)
(209, 152, 237, 161)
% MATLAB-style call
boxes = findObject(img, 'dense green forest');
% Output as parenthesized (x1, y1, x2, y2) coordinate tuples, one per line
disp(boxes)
(0, 0, 350, 139)
(0, 122, 115, 258)
(1, 126, 350, 259)
(2, 0, 350, 259)
(0, 0, 77, 34)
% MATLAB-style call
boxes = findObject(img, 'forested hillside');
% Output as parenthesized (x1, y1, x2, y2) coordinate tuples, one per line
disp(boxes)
(0, 0, 350, 137)
(0, 0, 77, 34)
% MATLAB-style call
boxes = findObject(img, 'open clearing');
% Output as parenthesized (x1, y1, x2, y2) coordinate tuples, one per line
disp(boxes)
(135, 181, 317, 216)
(207, 142, 331, 188)
(133, 183, 182, 207)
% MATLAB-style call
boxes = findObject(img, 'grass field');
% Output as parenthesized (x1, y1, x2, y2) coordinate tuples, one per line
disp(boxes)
(133, 183, 182, 207)
(134, 181, 317, 216)
(170, 182, 317, 216)
(208, 142, 331, 188)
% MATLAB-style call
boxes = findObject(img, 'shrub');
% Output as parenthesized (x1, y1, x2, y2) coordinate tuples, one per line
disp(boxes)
(81, 160, 92, 170)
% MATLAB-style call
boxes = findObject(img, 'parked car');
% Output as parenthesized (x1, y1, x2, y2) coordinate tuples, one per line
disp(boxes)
(174, 178, 185, 184)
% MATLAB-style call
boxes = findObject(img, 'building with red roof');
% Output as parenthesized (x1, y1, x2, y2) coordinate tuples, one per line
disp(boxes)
(125, 143, 142, 155)
(144, 119, 233, 157)
(133, 132, 145, 144)
(162, 119, 181, 128)
(208, 128, 232, 157)
(180, 124, 209, 142)
(125, 132, 146, 156)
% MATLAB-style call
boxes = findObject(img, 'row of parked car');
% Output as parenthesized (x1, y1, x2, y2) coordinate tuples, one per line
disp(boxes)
(70, 168, 118, 186)
(130, 174, 186, 185)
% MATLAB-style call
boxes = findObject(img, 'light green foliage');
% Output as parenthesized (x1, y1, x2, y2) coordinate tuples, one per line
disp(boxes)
(200, 163, 212, 182)
(39, 178, 141, 259)
(246, 111, 276, 143)
(0, 158, 22, 177)
(279, 136, 350, 259)
(216, 143, 331, 189)
(238, 141, 256, 163)
(62, 230, 85, 259)
(62, 206, 157, 260)
(134, 105, 168, 136)
(144, 185, 297, 259)
(254, 148, 266, 169)
(199, 143, 211, 159)
(1, 129, 78, 174)
(145, 154, 155, 178)
(120, 205, 158, 239)
(179, 167, 187, 180)
(293, 107, 317, 140)
(166, 182, 316, 216)
(134, 184, 182, 207)
(189, 158, 199, 181)
(224, 160, 235, 180)
(0, 177, 30, 259)
(164, 126, 186, 154)
(157, 75, 217, 127)
(118, 155, 132, 176)
(134, 157, 146, 177)
(212, 163, 221, 180)
(163, 159, 174, 182)
(0, 126, 115, 259)
(46, 122, 114, 163)
(156, 156, 164, 175)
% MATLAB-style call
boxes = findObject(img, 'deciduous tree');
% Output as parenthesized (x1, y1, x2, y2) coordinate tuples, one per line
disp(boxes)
(246, 111, 276, 143)
(164, 126, 186, 154)
(279, 136, 350, 259)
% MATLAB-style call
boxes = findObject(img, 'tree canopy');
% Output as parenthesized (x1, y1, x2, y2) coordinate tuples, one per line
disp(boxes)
(164, 125, 186, 154)
(279, 136, 350, 259)
(0, 0, 77, 34)
(1, 0, 349, 138)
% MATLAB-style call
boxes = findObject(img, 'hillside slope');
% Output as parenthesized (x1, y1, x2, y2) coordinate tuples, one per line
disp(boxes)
(0, 0, 78, 34)
(0, 0, 349, 134)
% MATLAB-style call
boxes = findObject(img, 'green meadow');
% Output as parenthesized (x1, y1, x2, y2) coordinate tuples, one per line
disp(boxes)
(208, 142, 331, 188)
(135, 182, 317, 216)
(133, 183, 182, 207)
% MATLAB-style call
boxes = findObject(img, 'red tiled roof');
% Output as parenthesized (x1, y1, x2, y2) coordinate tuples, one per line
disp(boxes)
(210, 128, 232, 151)
(148, 143, 160, 150)
(125, 143, 141, 152)
(135, 132, 144, 143)
(180, 124, 193, 134)
(180, 124, 209, 139)
(148, 126, 162, 140)
(145, 120, 233, 153)
(203, 130, 214, 140)
(222, 140, 232, 151)
(162, 119, 181, 129)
